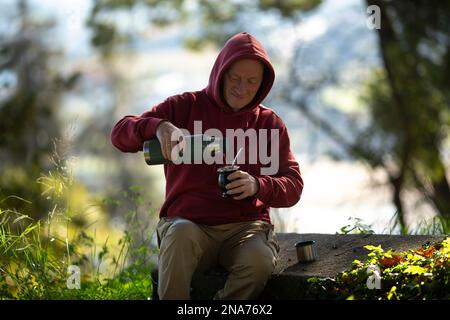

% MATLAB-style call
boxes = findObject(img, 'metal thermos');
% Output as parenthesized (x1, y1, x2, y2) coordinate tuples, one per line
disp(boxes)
(143, 134, 225, 165)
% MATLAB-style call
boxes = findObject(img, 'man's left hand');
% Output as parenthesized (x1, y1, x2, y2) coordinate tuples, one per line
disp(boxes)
(226, 170, 260, 200)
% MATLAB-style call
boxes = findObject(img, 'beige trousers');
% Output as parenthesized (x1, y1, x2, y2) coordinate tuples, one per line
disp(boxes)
(156, 217, 279, 300)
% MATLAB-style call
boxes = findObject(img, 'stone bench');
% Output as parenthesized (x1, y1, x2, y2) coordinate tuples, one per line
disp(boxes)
(151, 233, 444, 299)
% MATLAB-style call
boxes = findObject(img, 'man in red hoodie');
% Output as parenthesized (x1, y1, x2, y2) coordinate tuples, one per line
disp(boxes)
(111, 32, 303, 299)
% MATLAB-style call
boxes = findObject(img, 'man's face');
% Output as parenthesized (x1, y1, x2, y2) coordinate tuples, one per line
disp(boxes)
(223, 59, 264, 112)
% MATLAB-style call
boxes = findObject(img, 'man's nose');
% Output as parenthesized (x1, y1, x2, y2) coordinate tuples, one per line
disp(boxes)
(235, 81, 248, 93)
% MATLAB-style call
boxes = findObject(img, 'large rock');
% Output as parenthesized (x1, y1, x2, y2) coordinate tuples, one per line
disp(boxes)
(152, 233, 445, 299)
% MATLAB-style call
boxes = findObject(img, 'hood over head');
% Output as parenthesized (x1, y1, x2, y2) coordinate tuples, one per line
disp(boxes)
(205, 32, 275, 114)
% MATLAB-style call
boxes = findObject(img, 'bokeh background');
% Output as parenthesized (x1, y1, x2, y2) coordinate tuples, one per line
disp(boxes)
(1, 0, 449, 241)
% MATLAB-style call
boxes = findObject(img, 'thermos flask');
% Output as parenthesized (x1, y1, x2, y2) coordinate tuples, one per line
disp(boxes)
(143, 134, 226, 165)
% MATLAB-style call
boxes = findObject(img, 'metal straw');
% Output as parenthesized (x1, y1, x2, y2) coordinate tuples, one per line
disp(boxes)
(231, 147, 243, 167)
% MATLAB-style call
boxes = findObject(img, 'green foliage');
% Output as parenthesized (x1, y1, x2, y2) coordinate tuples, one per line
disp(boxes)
(338, 217, 375, 235)
(0, 167, 157, 300)
(413, 216, 450, 236)
(358, 0, 450, 227)
(258, 0, 322, 17)
(102, 184, 159, 268)
(0, 2, 80, 220)
(0, 203, 155, 299)
(87, 0, 322, 54)
(308, 237, 450, 299)
(0, 201, 155, 300)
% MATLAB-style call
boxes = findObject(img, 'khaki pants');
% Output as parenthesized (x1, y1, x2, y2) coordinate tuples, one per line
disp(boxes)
(156, 217, 279, 300)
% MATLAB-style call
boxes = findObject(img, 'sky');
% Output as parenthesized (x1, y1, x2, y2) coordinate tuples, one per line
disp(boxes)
(31, 0, 93, 57)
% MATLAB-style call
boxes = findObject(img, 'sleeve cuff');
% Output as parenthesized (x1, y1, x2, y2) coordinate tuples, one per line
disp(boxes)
(255, 176, 270, 204)
(143, 118, 168, 139)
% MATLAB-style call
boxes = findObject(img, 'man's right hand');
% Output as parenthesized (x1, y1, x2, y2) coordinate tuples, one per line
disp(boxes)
(156, 121, 184, 161)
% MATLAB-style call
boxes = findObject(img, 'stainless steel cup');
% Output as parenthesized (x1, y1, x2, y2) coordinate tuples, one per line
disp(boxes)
(295, 240, 317, 262)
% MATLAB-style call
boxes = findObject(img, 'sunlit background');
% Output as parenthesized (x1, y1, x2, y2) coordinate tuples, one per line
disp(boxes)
(1, 0, 449, 241)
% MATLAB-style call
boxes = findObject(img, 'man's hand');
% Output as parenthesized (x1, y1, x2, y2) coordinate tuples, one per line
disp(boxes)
(226, 170, 260, 200)
(155, 121, 184, 161)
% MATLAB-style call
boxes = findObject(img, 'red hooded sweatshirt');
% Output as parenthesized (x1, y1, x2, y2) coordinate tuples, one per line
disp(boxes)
(111, 32, 303, 225)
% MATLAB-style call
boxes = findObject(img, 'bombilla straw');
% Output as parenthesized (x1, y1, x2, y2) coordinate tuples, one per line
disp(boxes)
(232, 147, 243, 167)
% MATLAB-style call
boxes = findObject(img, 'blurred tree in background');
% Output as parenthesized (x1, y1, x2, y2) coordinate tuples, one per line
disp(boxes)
(272, 0, 450, 232)
(276, 0, 450, 233)
(361, 0, 450, 231)
(86, 0, 321, 53)
(0, 0, 79, 219)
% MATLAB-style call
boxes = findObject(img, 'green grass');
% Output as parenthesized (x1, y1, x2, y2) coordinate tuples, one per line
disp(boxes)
(337, 214, 450, 235)
(0, 203, 156, 300)
(0, 166, 157, 300)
